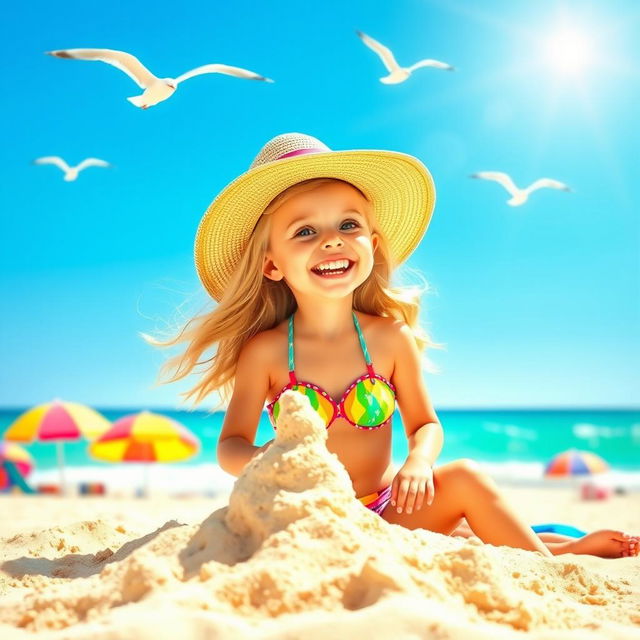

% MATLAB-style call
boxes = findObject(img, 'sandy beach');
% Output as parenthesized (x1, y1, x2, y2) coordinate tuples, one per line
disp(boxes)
(1, 392, 639, 639)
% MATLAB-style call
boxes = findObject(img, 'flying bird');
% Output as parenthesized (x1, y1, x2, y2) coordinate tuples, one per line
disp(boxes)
(45, 48, 274, 109)
(33, 156, 111, 181)
(356, 30, 455, 84)
(469, 172, 573, 206)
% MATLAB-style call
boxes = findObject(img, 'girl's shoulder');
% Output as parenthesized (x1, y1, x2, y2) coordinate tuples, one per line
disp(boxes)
(357, 310, 399, 340)
(267, 310, 399, 340)
(254, 311, 396, 347)
(252, 311, 405, 350)
(355, 310, 405, 336)
(248, 322, 287, 367)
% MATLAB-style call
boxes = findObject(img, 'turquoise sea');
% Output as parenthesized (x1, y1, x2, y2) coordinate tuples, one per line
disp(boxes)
(2, 408, 638, 473)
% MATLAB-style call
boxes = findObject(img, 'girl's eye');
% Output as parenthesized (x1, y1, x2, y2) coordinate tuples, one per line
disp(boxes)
(295, 220, 359, 237)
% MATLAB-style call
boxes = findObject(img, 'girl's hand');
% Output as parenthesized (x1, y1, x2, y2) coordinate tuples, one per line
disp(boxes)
(390, 454, 435, 514)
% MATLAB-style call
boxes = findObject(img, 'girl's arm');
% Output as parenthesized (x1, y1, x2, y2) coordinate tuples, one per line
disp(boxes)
(217, 332, 274, 477)
(391, 321, 443, 464)
(390, 321, 443, 511)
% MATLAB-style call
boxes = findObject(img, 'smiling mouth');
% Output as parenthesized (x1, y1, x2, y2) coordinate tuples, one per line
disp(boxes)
(311, 261, 355, 278)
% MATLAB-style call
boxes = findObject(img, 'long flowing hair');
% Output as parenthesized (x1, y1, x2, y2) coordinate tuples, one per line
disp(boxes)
(142, 177, 443, 412)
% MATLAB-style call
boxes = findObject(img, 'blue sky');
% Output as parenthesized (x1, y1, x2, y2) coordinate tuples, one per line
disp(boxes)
(1, 0, 638, 409)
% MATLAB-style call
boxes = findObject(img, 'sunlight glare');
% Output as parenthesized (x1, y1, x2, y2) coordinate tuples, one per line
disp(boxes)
(544, 28, 593, 75)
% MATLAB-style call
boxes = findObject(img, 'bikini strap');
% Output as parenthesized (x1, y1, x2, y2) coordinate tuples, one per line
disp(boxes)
(288, 314, 298, 386)
(289, 312, 375, 386)
(352, 311, 376, 380)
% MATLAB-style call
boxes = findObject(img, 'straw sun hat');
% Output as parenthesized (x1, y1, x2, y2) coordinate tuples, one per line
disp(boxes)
(194, 132, 436, 301)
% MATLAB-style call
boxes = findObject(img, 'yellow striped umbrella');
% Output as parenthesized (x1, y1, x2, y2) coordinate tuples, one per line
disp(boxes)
(4, 399, 111, 493)
(88, 411, 200, 495)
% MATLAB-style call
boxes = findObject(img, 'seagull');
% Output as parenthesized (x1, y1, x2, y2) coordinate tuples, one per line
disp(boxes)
(33, 156, 111, 181)
(45, 48, 274, 109)
(356, 30, 455, 84)
(469, 172, 573, 206)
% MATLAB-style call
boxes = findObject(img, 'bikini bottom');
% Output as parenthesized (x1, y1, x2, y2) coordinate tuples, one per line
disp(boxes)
(358, 485, 393, 515)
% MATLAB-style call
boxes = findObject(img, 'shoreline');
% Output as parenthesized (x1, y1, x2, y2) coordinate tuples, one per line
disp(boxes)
(18, 460, 640, 499)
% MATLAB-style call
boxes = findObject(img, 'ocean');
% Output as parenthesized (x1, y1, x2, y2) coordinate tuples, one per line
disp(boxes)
(2, 408, 639, 493)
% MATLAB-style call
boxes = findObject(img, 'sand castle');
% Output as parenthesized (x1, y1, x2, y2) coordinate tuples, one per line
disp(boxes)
(0, 390, 638, 639)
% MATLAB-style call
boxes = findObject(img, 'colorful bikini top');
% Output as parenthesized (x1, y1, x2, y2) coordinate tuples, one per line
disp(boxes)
(266, 311, 396, 430)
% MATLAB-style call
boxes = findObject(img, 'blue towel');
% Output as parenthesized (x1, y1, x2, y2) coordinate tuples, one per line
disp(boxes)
(531, 523, 587, 538)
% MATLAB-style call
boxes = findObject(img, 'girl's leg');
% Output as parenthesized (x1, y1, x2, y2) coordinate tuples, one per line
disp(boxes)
(452, 515, 640, 558)
(381, 458, 552, 557)
(453, 520, 572, 543)
(546, 532, 639, 558)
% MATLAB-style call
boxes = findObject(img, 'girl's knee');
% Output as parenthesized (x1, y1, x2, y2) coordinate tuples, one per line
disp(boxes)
(454, 458, 481, 472)
(448, 458, 496, 490)
(449, 458, 481, 477)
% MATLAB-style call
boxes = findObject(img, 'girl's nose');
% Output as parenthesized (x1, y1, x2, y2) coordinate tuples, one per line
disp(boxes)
(321, 233, 344, 248)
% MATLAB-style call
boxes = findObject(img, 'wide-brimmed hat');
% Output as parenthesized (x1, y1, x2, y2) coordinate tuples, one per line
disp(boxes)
(194, 132, 436, 301)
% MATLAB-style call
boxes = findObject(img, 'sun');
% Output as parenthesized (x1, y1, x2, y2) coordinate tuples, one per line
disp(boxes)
(543, 28, 594, 75)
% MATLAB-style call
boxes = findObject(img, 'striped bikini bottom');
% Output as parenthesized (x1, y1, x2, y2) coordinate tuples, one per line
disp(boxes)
(358, 485, 393, 515)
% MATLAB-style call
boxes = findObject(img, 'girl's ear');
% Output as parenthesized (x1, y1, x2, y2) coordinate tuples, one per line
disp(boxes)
(372, 232, 379, 252)
(263, 254, 284, 281)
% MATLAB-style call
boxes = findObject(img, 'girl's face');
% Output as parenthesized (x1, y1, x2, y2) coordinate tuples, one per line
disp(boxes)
(263, 181, 379, 299)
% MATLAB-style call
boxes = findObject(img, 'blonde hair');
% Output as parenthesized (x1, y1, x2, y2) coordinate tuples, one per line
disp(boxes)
(142, 177, 443, 412)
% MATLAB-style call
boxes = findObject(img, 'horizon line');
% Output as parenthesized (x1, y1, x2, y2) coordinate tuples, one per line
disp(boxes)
(0, 405, 638, 414)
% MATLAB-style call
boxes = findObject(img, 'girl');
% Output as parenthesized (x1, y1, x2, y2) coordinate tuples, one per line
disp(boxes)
(147, 132, 638, 559)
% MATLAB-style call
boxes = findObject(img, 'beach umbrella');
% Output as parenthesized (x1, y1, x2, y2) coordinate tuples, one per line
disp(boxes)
(88, 411, 200, 496)
(3, 399, 111, 493)
(0, 442, 34, 491)
(544, 449, 609, 477)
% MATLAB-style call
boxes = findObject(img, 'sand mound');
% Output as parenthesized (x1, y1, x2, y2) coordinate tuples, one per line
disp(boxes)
(0, 391, 638, 639)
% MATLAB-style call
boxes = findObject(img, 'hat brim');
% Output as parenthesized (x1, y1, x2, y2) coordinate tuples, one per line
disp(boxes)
(194, 149, 436, 301)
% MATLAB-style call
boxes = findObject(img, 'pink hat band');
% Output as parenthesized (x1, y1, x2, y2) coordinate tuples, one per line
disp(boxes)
(276, 147, 327, 160)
